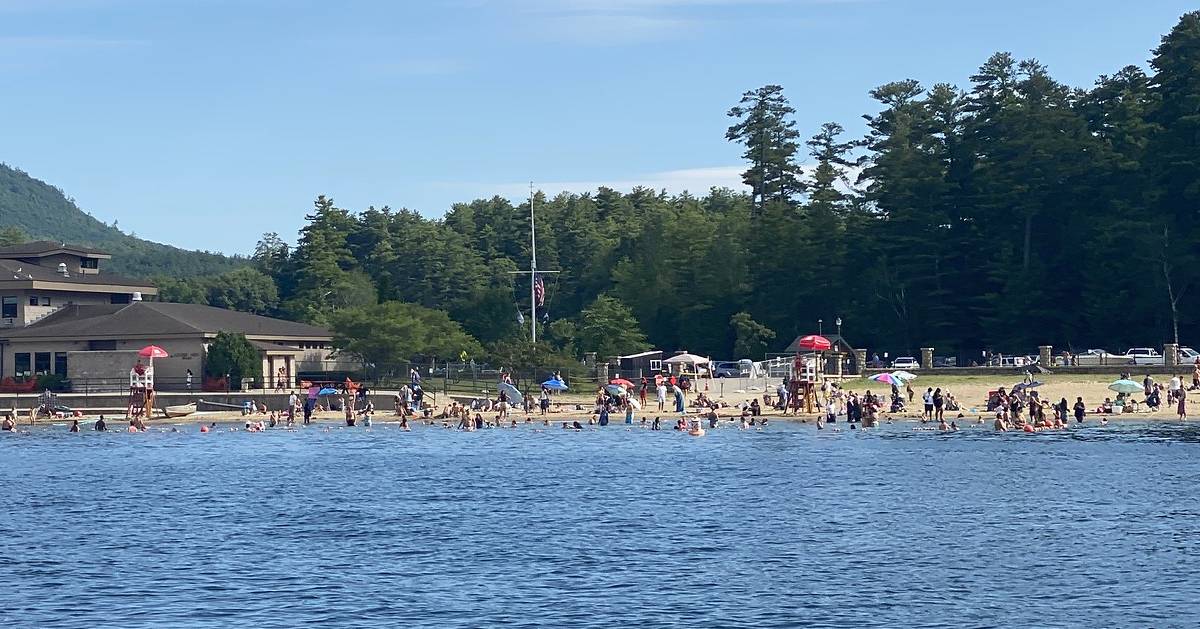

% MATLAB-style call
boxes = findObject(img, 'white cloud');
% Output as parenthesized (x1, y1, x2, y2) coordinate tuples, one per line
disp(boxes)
(499, 0, 816, 45)
(474, 161, 863, 202)
(482, 165, 748, 199)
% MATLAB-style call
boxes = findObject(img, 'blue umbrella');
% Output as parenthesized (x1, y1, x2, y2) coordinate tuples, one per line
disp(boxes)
(318, 387, 338, 396)
(541, 379, 569, 391)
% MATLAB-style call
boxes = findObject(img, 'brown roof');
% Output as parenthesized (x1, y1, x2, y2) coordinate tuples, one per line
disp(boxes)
(2, 301, 330, 340)
(0, 240, 110, 258)
(0, 258, 155, 289)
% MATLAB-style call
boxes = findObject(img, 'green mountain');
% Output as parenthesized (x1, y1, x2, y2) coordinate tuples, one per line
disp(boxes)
(0, 163, 245, 278)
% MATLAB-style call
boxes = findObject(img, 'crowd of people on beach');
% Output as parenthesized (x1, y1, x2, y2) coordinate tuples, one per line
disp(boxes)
(7, 361, 1200, 437)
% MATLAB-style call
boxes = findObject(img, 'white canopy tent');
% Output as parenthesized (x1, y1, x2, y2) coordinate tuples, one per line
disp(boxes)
(663, 352, 711, 377)
(663, 353, 709, 365)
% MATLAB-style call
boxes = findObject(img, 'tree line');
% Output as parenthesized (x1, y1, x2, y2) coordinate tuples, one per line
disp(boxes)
(159, 12, 1200, 366)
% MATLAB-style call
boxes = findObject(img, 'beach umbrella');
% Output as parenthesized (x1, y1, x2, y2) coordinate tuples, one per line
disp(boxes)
(318, 387, 338, 396)
(796, 335, 832, 351)
(891, 370, 918, 382)
(541, 379, 569, 391)
(1108, 379, 1142, 394)
(138, 345, 169, 358)
(609, 378, 634, 388)
(869, 373, 899, 385)
(605, 384, 628, 396)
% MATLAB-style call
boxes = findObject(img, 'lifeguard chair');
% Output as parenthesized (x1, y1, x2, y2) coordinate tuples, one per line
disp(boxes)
(127, 361, 155, 419)
(127, 345, 168, 420)
(788, 354, 818, 414)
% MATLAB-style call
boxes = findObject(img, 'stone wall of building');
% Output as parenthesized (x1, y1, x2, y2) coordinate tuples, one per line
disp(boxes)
(67, 350, 141, 391)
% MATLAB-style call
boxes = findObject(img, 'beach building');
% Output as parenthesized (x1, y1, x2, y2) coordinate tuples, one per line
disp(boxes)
(0, 240, 157, 328)
(615, 350, 663, 377)
(782, 333, 858, 374)
(0, 241, 342, 390)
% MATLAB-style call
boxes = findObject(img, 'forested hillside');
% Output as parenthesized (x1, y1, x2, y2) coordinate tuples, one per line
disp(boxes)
(0, 163, 245, 278)
(103, 13, 1200, 363)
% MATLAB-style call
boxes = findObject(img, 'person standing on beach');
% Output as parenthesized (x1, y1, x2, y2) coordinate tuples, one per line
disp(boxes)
(656, 381, 667, 411)
(933, 388, 944, 422)
(1073, 397, 1086, 423)
(1178, 388, 1188, 420)
(922, 388, 934, 421)
(287, 391, 298, 426)
(639, 378, 648, 408)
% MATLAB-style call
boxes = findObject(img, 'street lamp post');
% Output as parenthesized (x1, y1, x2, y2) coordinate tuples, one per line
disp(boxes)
(836, 316, 842, 338)
(818, 319, 823, 336)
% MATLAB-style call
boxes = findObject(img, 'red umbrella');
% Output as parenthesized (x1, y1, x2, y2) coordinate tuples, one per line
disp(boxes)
(796, 335, 832, 351)
(609, 378, 635, 388)
(138, 345, 169, 358)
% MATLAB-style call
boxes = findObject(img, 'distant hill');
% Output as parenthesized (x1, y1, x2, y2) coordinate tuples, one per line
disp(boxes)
(0, 163, 246, 278)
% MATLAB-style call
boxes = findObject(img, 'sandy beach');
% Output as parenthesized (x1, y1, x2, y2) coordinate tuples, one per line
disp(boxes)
(13, 370, 1192, 430)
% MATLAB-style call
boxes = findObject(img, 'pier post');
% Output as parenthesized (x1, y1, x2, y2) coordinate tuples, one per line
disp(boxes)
(853, 349, 867, 374)
(1038, 345, 1052, 367)
(920, 347, 934, 370)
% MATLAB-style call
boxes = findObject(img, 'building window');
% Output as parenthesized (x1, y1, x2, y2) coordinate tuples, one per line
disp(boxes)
(88, 340, 117, 351)
(81, 258, 99, 269)
(111, 294, 131, 304)
(34, 352, 51, 375)
(54, 352, 68, 375)
(1, 296, 15, 319)
(14, 353, 30, 377)
(649, 359, 663, 371)
(29, 296, 38, 306)
(41, 296, 50, 306)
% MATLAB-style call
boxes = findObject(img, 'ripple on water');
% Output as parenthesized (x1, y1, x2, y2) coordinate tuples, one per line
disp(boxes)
(1, 421, 1200, 627)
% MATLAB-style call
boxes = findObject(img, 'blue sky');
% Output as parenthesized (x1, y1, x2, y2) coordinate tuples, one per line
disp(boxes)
(0, 0, 1193, 254)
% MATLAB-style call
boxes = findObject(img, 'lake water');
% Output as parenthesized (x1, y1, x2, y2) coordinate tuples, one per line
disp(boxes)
(2, 420, 1199, 628)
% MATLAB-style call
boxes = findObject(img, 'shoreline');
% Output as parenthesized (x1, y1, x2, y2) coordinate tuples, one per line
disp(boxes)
(14, 404, 1193, 429)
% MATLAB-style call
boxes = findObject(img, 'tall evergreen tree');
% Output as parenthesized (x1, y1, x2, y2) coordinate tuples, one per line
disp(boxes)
(726, 85, 804, 212)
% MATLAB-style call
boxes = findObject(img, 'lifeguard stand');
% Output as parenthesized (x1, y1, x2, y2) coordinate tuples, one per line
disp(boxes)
(127, 361, 155, 419)
(788, 354, 818, 414)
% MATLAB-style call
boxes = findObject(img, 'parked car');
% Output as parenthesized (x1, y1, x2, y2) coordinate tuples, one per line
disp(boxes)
(1073, 349, 1133, 366)
(1179, 346, 1199, 361)
(988, 355, 1030, 367)
(933, 357, 957, 368)
(892, 356, 919, 369)
(711, 361, 744, 378)
(1124, 347, 1164, 365)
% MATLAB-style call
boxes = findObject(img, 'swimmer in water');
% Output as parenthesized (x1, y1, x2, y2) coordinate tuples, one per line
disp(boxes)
(1, 416, 14, 432)
(94, 415, 107, 431)
(572, 421, 583, 430)
(69, 419, 80, 432)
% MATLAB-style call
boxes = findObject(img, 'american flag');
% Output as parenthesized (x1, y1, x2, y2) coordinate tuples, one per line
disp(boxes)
(534, 274, 545, 307)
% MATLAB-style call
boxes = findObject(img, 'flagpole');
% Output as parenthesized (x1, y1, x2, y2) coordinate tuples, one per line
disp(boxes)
(529, 182, 537, 343)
